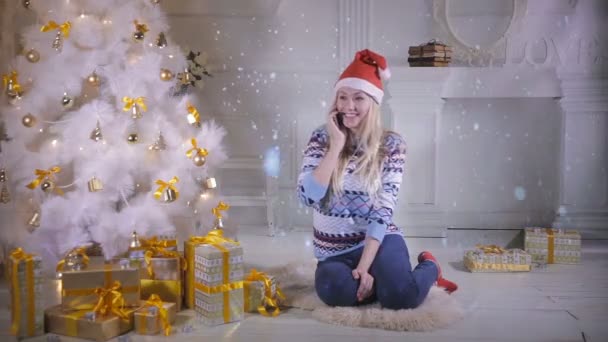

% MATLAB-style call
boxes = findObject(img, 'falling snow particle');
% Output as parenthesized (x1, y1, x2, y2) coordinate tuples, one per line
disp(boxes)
(473, 123, 479, 130)
(321, 100, 327, 108)
(514, 186, 526, 201)
(251, 121, 258, 130)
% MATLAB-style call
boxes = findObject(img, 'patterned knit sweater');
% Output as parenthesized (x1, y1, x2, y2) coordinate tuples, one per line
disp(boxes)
(297, 126, 406, 261)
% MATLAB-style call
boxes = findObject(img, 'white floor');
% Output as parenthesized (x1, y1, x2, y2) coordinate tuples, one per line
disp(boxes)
(1, 228, 607, 342)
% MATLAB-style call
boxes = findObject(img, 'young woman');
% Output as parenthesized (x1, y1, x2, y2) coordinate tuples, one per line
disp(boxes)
(297, 49, 457, 309)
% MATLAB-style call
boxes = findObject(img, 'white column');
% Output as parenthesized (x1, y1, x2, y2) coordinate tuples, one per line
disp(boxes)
(338, 0, 370, 70)
(553, 72, 608, 238)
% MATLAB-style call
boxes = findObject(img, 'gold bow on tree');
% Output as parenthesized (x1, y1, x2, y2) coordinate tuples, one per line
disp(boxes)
(154, 176, 179, 200)
(40, 20, 72, 37)
(245, 269, 286, 317)
(26, 166, 63, 195)
(185, 138, 208, 159)
(133, 20, 149, 33)
(186, 103, 201, 125)
(141, 294, 172, 336)
(212, 201, 230, 220)
(2, 71, 22, 93)
(122, 96, 147, 112)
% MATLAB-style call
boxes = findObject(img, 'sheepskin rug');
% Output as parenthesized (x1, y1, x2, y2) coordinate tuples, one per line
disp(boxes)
(264, 260, 464, 332)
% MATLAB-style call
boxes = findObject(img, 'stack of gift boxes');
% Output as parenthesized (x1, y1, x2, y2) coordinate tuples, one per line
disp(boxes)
(463, 227, 582, 273)
(8, 201, 284, 341)
(408, 39, 452, 67)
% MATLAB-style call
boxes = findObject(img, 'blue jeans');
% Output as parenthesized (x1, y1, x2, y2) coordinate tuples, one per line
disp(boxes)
(315, 234, 438, 310)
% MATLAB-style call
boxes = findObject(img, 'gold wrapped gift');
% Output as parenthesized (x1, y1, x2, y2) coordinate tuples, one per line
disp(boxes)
(464, 245, 532, 272)
(194, 285, 243, 326)
(185, 231, 243, 309)
(186, 229, 245, 325)
(524, 227, 581, 264)
(134, 295, 176, 335)
(44, 305, 136, 342)
(61, 265, 140, 310)
(9, 248, 44, 338)
(244, 269, 285, 316)
(141, 278, 182, 312)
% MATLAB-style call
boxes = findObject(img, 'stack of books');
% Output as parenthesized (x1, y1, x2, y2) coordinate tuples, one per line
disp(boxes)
(408, 40, 452, 67)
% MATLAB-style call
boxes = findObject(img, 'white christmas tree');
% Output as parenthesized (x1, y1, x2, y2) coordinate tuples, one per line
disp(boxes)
(0, 0, 227, 267)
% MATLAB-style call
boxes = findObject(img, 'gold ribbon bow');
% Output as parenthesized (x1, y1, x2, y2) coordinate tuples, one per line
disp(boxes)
(133, 20, 149, 33)
(141, 294, 171, 336)
(92, 281, 130, 321)
(26, 166, 63, 195)
(143, 246, 186, 279)
(2, 71, 22, 93)
(154, 176, 179, 200)
(186, 103, 201, 125)
(40, 20, 72, 37)
(141, 236, 177, 249)
(212, 201, 230, 220)
(475, 244, 506, 254)
(56, 247, 90, 272)
(185, 138, 208, 159)
(245, 269, 286, 317)
(9, 248, 35, 336)
(122, 96, 147, 112)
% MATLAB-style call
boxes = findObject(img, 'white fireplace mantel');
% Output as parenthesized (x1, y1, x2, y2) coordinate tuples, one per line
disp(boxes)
(386, 66, 608, 238)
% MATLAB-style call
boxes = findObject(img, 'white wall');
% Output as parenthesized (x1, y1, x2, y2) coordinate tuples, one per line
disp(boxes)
(158, 0, 608, 237)
(3, 0, 605, 237)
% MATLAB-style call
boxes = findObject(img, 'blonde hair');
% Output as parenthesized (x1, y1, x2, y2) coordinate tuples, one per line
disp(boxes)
(329, 99, 386, 198)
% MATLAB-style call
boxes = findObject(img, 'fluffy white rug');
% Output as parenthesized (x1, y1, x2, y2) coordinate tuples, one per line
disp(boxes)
(264, 260, 464, 332)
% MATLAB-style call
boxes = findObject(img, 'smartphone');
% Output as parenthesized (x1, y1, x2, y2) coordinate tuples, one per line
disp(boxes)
(336, 112, 346, 131)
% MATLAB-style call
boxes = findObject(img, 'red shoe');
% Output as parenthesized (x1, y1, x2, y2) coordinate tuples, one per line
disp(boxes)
(418, 251, 458, 294)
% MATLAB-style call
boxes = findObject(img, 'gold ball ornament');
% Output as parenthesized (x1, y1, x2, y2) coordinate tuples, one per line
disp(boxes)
(127, 133, 139, 144)
(22, 113, 37, 127)
(133, 31, 145, 41)
(159, 69, 174, 81)
(26, 49, 40, 63)
(40, 179, 55, 193)
(61, 93, 74, 109)
(192, 152, 206, 167)
(87, 72, 100, 86)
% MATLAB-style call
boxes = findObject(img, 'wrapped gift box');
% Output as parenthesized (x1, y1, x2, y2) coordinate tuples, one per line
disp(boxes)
(464, 245, 532, 272)
(185, 231, 245, 325)
(9, 249, 44, 338)
(45, 305, 136, 342)
(524, 227, 581, 264)
(139, 256, 183, 311)
(243, 270, 283, 315)
(184, 235, 244, 308)
(134, 299, 177, 335)
(61, 265, 140, 310)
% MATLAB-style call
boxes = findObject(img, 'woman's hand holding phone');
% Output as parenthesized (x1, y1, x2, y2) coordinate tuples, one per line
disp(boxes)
(328, 110, 347, 154)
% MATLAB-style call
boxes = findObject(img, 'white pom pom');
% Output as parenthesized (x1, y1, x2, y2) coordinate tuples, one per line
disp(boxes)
(379, 67, 391, 81)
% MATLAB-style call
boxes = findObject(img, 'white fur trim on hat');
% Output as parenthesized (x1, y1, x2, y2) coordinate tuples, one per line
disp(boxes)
(334, 77, 384, 104)
(379, 67, 391, 81)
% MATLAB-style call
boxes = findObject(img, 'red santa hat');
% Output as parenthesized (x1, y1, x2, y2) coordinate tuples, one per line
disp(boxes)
(334, 49, 391, 104)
